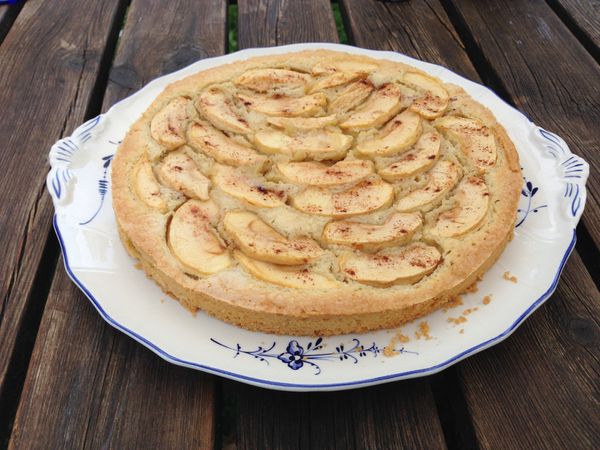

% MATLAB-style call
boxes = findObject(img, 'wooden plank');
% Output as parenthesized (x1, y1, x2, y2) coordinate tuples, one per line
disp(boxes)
(547, 0, 600, 61)
(458, 252, 600, 449)
(445, 0, 600, 250)
(232, 2, 446, 448)
(237, 0, 339, 49)
(341, 0, 600, 447)
(231, 379, 446, 449)
(8, 1, 227, 448)
(0, 0, 126, 433)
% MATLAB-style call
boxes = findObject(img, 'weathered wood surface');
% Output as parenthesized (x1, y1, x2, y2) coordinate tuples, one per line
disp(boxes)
(232, 379, 447, 450)
(445, 0, 600, 250)
(237, 0, 339, 48)
(342, 0, 600, 448)
(458, 252, 600, 449)
(0, 0, 127, 436)
(548, 0, 600, 60)
(8, 1, 227, 448)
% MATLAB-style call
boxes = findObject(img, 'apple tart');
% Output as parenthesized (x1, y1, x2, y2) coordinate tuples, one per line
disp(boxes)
(112, 50, 521, 336)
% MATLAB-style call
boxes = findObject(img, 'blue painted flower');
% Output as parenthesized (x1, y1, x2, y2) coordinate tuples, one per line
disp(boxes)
(277, 340, 305, 370)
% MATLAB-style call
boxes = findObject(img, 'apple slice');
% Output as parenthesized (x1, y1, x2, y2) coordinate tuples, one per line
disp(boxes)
(253, 129, 352, 161)
(234, 68, 309, 92)
(150, 97, 191, 150)
(234, 250, 337, 289)
(356, 109, 422, 156)
(291, 177, 394, 217)
(430, 177, 489, 237)
(135, 157, 167, 212)
(157, 150, 210, 200)
(329, 79, 374, 114)
(196, 89, 251, 134)
(435, 116, 497, 172)
(237, 92, 327, 117)
(312, 60, 378, 75)
(323, 212, 422, 251)
(187, 122, 267, 167)
(267, 114, 338, 131)
(307, 71, 366, 93)
(212, 164, 285, 207)
(403, 72, 449, 119)
(277, 160, 373, 186)
(396, 161, 461, 212)
(339, 83, 403, 131)
(168, 199, 231, 274)
(339, 243, 441, 286)
(379, 131, 442, 181)
(224, 211, 323, 265)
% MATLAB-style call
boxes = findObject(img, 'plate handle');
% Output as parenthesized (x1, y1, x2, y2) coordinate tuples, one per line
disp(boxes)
(46, 115, 103, 207)
(534, 127, 589, 229)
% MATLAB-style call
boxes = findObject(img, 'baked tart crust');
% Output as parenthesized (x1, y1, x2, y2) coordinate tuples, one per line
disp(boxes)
(112, 50, 521, 335)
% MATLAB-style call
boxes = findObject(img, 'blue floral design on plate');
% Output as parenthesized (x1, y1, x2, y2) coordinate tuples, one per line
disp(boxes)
(516, 177, 547, 227)
(211, 337, 417, 375)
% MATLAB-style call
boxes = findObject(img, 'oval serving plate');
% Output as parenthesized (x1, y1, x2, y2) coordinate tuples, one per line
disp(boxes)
(47, 43, 589, 391)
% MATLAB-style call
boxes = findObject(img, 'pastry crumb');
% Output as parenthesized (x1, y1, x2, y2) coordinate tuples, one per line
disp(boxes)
(443, 295, 464, 312)
(464, 282, 479, 294)
(462, 307, 478, 316)
(459, 329, 464, 334)
(414, 321, 432, 340)
(383, 329, 411, 357)
(448, 316, 467, 325)
(503, 271, 518, 283)
(134, 262, 142, 270)
(482, 295, 492, 305)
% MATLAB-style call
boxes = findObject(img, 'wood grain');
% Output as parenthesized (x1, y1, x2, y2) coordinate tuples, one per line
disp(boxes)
(0, 0, 126, 431)
(231, 2, 447, 448)
(445, 0, 600, 250)
(341, 0, 600, 447)
(458, 252, 600, 449)
(9, 1, 227, 448)
(237, 0, 339, 49)
(232, 380, 447, 450)
(548, 0, 600, 61)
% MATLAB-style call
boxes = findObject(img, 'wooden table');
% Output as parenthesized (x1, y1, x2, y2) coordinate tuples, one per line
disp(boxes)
(1, 0, 598, 448)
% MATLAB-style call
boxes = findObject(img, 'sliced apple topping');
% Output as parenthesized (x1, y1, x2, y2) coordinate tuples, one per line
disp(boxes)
(396, 161, 461, 212)
(356, 109, 422, 157)
(267, 114, 337, 131)
(435, 116, 497, 172)
(292, 177, 394, 217)
(323, 212, 422, 251)
(150, 97, 191, 150)
(379, 131, 442, 181)
(253, 129, 352, 161)
(308, 71, 366, 93)
(277, 160, 373, 186)
(312, 60, 378, 76)
(237, 92, 327, 117)
(135, 157, 167, 212)
(339, 243, 441, 286)
(403, 72, 449, 119)
(168, 199, 231, 274)
(157, 150, 210, 200)
(212, 164, 285, 207)
(329, 79, 374, 114)
(196, 89, 251, 134)
(187, 122, 266, 167)
(234, 68, 309, 92)
(430, 177, 489, 237)
(234, 251, 337, 289)
(339, 83, 403, 131)
(224, 211, 323, 265)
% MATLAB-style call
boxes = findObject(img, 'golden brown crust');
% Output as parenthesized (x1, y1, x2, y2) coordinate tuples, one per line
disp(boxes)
(112, 50, 522, 335)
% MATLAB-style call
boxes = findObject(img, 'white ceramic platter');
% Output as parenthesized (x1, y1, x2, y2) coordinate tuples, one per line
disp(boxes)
(47, 43, 589, 391)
